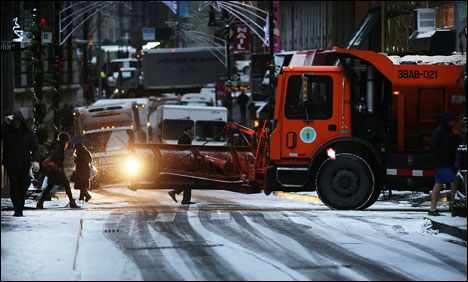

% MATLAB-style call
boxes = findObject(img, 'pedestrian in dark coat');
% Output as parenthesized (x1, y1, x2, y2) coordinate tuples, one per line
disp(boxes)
(428, 111, 458, 216)
(168, 125, 195, 204)
(73, 143, 93, 202)
(237, 90, 249, 125)
(1, 110, 40, 216)
(36, 131, 80, 209)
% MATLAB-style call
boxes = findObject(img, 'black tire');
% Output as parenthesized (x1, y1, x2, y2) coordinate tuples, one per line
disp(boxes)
(359, 185, 382, 209)
(316, 153, 375, 210)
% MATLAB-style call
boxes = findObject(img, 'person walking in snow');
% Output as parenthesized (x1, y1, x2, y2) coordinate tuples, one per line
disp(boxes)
(36, 131, 80, 209)
(237, 90, 249, 125)
(168, 125, 195, 205)
(72, 143, 93, 202)
(2, 110, 40, 216)
(428, 112, 458, 216)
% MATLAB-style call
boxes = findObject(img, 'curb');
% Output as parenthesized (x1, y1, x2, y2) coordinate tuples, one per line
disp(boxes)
(426, 218, 467, 241)
(274, 192, 467, 241)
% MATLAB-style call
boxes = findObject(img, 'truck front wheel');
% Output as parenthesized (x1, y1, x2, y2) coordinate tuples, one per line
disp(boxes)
(316, 153, 374, 210)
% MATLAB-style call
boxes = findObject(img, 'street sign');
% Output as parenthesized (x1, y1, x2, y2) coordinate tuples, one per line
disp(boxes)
(42, 32, 52, 44)
(218, 73, 240, 82)
(233, 23, 250, 54)
(142, 27, 155, 41)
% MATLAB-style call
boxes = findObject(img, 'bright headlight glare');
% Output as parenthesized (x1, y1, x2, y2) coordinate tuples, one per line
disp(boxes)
(126, 159, 139, 175)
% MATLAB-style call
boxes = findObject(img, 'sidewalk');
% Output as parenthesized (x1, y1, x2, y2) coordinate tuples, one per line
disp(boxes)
(274, 191, 467, 241)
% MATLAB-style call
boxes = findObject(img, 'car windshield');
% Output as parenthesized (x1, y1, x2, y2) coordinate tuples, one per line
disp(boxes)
(85, 129, 134, 153)
(196, 121, 226, 142)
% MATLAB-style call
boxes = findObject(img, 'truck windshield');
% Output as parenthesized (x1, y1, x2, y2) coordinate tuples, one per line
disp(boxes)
(85, 129, 134, 153)
(180, 102, 210, 107)
(195, 121, 226, 142)
(111, 61, 138, 73)
(284, 75, 333, 120)
(162, 120, 194, 141)
(120, 71, 135, 80)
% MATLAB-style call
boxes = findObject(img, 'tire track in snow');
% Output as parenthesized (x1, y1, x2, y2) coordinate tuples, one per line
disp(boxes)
(285, 211, 415, 281)
(343, 215, 467, 276)
(198, 210, 351, 280)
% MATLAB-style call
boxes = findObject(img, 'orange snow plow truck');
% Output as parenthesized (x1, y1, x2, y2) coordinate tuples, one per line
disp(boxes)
(127, 47, 466, 210)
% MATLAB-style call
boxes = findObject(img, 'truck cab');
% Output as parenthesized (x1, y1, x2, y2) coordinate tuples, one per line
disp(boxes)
(108, 67, 139, 98)
(267, 48, 465, 210)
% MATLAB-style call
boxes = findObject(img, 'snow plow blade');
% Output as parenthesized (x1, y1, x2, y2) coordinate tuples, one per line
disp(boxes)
(127, 143, 262, 194)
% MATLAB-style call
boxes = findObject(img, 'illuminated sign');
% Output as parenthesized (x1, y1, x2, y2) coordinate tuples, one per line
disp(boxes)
(233, 23, 250, 54)
(12, 17, 23, 42)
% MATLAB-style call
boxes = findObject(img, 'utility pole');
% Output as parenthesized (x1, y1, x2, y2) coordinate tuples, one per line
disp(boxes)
(224, 15, 233, 121)
(82, 11, 91, 104)
(268, 1, 276, 118)
(32, 7, 43, 102)
(98, 10, 102, 98)
(52, 1, 61, 134)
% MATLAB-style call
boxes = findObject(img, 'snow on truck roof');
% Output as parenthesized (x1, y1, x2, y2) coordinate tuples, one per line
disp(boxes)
(387, 54, 466, 65)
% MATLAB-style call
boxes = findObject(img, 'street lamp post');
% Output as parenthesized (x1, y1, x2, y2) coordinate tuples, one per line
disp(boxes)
(53, 1, 61, 134)
(268, 1, 276, 118)
(225, 20, 233, 121)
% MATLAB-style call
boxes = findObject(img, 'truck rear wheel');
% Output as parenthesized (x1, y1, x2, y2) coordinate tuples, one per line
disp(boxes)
(316, 153, 374, 210)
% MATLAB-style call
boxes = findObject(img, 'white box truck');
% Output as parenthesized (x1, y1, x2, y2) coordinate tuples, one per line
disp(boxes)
(149, 105, 228, 146)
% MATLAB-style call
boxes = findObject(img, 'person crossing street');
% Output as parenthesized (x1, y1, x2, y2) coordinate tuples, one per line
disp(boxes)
(168, 125, 195, 205)
(37, 131, 80, 209)
(2, 110, 40, 216)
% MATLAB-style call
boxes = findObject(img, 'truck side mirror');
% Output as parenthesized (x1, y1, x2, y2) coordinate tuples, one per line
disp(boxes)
(301, 74, 309, 103)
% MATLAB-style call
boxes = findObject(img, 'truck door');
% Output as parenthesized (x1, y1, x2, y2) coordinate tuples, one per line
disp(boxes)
(280, 73, 340, 160)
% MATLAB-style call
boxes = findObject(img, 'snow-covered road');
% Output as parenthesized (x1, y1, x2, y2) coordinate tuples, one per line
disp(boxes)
(1, 188, 467, 280)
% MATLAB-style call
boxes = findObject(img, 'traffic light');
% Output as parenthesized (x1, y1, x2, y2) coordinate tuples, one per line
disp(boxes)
(58, 60, 63, 72)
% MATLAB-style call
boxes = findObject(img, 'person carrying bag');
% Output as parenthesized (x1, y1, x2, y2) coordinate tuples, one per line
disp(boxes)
(37, 131, 80, 209)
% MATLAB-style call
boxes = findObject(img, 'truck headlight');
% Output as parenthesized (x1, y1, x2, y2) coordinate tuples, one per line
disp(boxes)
(125, 158, 140, 177)
(113, 88, 119, 94)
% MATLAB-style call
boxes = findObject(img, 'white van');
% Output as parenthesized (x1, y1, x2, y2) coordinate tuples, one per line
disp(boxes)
(180, 92, 215, 107)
